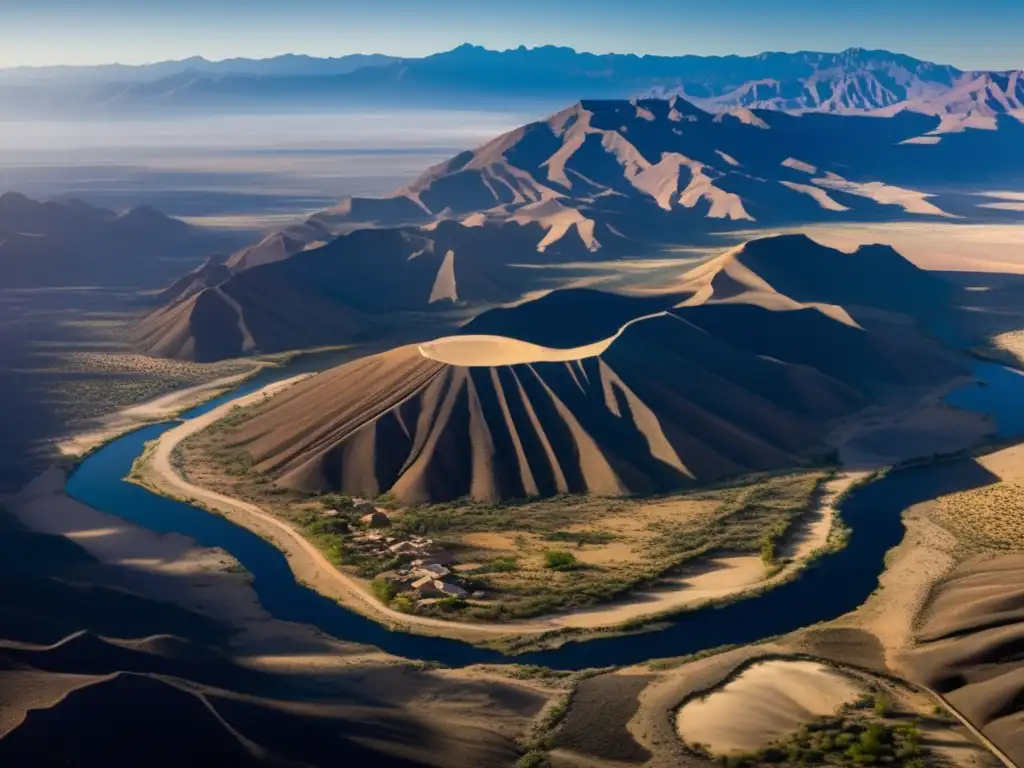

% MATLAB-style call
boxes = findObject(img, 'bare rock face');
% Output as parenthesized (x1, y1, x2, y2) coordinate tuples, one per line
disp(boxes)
(139, 95, 1024, 362)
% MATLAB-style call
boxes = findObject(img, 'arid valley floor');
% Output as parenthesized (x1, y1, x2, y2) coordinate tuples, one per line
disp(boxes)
(4, 67, 1024, 768)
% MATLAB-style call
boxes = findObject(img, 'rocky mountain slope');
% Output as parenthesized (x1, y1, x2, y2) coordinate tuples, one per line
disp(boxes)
(222, 234, 962, 503)
(139, 96, 1022, 361)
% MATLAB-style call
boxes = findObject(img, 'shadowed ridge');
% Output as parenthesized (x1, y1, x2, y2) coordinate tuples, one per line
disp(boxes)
(901, 553, 1024, 763)
(0, 192, 229, 289)
(0, 673, 271, 767)
(460, 288, 690, 348)
(222, 232, 963, 503)
(678, 232, 955, 323)
(138, 95, 1023, 361)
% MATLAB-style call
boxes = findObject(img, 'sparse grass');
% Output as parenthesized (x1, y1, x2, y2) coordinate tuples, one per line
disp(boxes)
(37, 350, 254, 426)
(181, 415, 831, 623)
(936, 479, 1024, 556)
(544, 550, 578, 570)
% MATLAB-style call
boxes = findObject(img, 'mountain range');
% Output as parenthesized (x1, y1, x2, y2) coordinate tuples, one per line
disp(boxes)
(137, 95, 1024, 361)
(224, 233, 962, 503)
(0, 192, 232, 290)
(1, 45, 1020, 119)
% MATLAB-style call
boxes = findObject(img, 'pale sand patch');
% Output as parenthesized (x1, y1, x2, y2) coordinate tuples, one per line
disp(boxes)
(428, 249, 458, 304)
(675, 660, 864, 755)
(714, 149, 741, 167)
(509, 199, 600, 253)
(973, 441, 1024, 481)
(57, 363, 264, 458)
(573, 541, 636, 565)
(979, 202, 1024, 212)
(811, 173, 954, 217)
(718, 107, 769, 129)
(781, 157, 818, 174)
(779, 180, 850, 211)
(974, 191, 1024, 202)
(419, 334, 618, 367)
(677, 162, 753, 221)
(780, 472, 863, 561)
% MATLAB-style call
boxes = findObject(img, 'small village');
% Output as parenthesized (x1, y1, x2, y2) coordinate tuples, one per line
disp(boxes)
(326, 499, 483, 604)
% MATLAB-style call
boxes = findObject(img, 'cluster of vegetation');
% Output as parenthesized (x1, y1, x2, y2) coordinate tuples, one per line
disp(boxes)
(698, 692, 931, 768)
(467, 556, 520, 574)
(540, 530, 616, 547)
(516, 690, 573, 768)
(40, 345, 255, 426)
(295, 505, 407, 578)
(544, 550, 579, 570)
(188, 411, 831, 624)
(759, 519, 790, 569)
(647, 472, 825, 568)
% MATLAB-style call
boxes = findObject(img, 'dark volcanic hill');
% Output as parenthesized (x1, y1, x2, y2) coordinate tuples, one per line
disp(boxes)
(139, 96, 1020, 361)
(222, 234, 963, 503)
(0, 192, 230, 289)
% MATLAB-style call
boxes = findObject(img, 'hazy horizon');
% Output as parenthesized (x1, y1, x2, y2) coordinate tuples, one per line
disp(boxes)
(0, 109, 533, 230)
(3, 0, 1023, 70)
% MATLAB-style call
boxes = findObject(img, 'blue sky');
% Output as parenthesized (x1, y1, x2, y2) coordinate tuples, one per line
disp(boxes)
(2, 0, 1021, 69)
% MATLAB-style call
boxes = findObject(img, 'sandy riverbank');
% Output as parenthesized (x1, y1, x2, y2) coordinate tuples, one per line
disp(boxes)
(56, 363, 269, 459)
(578, 487, 1012, 768)
(1, 470, 566, 768)
(131, 374, 864, 643)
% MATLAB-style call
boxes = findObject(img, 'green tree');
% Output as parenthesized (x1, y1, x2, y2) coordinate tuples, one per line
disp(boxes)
(873, 691, 892, 717)
(544, 550, 577, 570)
(370, 578, 397, 604)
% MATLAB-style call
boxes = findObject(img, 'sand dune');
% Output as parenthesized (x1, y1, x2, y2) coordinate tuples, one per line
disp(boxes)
(676, 660, 864, 755)
(901, 555, 1024, 763)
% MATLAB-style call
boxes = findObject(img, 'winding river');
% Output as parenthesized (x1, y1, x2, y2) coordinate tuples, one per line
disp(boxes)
(65, 360, 1023, 671)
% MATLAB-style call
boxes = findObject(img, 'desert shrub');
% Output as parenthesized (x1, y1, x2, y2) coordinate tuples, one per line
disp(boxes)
(835, 733, 857, 748)
(482, 556, 519, 573)
(392, 595, 414, 613)
(370, 578, 397, 604)
(515, 752, 547, 768)
(318, 493, 353, 510)
(544, 550, 578, 570)
(873, 691, 892, 717)
(434, 597, 465, 612)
